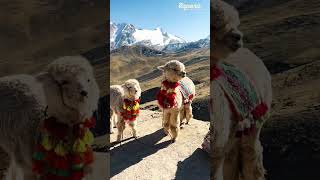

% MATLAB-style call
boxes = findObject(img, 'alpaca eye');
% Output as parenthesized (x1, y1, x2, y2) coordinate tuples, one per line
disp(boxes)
(87, 79, 90, 82)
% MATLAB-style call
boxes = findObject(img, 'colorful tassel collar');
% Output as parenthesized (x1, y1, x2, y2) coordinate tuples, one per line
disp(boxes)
(121, 99, 140, 121)
(157, 80, 180, 109)
(32, 116, 96, 180)
(210, 65, 223, 81)
(210, 63, 269, 138)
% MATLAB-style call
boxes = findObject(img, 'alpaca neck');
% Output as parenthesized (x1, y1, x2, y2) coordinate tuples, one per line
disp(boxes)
(211, 57, 220, 66)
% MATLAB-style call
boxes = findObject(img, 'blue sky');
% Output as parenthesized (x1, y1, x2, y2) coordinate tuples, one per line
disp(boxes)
(110, 0, 210, 42)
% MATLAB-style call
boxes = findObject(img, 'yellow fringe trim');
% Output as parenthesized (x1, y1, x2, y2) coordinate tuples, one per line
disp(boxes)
(83, 130, 94, 145)
(54, 141, 67, 156)
(73, 139, 87, 153)
(42, 135, 53, 151)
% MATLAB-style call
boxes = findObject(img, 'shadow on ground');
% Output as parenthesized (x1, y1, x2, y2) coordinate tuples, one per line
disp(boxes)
(110, 129, 172, 177)
(175, 148, 210, 180)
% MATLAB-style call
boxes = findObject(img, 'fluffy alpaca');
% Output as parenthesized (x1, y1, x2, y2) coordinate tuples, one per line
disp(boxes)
(0, 56, 100, 180)
(110, 79, 141, 141)
(157, 60, 196, 142)
(210, 1, 272, 180)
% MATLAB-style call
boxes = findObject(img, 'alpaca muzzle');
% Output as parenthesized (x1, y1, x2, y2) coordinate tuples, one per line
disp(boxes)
(180, 71, 186, 77)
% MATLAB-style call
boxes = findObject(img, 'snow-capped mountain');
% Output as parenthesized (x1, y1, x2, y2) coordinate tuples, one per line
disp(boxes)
(110, 22, 186, 50)
(162, 35, 210, 53)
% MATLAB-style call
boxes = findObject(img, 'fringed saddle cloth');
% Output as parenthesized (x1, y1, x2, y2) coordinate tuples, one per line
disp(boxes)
(211, 62, 269, 138)
(178, 77, 195, 105)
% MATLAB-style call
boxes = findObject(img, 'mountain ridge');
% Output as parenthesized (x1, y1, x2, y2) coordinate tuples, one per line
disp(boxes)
(110, 21, 209, 52)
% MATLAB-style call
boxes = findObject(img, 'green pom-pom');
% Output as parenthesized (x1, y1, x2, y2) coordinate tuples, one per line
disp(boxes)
(71, 163, 84, 171)
(48, 168, 70, 177)
(32, 152, 45, 161)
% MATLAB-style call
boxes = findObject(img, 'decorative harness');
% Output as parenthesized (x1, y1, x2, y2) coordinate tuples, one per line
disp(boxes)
(157, 80, 194, 109)
(121, 99, 140, 121)
(157, 80, 180, 109)
(211, 62, 269, 138)
(32, 116, 96, 180)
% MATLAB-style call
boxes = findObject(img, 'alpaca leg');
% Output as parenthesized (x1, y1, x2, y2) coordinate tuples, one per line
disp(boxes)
(169, 111, 180, 142)
(22, 168, 36, 180)
(110, 112, 115, 134)
(179, 108, 186, 127)
(128, 120, 138, 138)
(223, 140, 240, 180)
(4, 157, 17, 180)
(13, 147, 35, 180)
(211, 125, 230, 180)
(116, 117, 126, 142)
(240, 131, 265, 180)
(113, 113, 118, 128)
(211, 146, 226, 180)
(185, 104, 193, 125)
(163, 111, 170, 135)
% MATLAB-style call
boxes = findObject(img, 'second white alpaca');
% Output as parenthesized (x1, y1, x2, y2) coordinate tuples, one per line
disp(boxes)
(110, 79, 141, 141)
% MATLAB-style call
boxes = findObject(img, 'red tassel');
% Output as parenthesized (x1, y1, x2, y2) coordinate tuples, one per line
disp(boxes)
(71, 154, 84, 164)
(32, 160, 43, 174)
(35, 144, 46, 152)
(53, 156, 70, 170)
(162, 80, 179, 89)
(84, 117, 96, 128)
(252, 103, 268, 120)
(44, 174, 69, 180)
(45, 151, 57, 163)
(45, 152, 70, 170)
(157, 90, 177, 109)
(210, 66, 222, 80)
(71, 171, 84, 180)
(44, 118, 68, 138)
(73, 125, 85, 138)
(84, 148, 94, 165)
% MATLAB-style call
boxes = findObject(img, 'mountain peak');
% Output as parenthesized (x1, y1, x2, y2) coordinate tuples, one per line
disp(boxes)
(110, 22, 186, 51)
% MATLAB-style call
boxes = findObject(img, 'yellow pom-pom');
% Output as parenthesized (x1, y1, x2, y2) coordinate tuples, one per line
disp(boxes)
(42, 135, 53, 151)
(83, 130, 94, 145)
(127, 106, 131, 111)
(54, 141, 67, 156)
(73, 139, 87, 153)
(133, 104, 139, 111)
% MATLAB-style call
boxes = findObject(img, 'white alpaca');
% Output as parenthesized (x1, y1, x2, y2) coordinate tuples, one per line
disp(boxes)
(157, 60, 196, 142)
(0, 56, 100, 180)
(110, 79, 141, 141)
(210, 1, 272, 180)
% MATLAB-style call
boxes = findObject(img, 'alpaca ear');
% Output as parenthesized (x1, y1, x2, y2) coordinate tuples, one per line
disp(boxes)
(35, 72, 51, 83)
(157, 65, 165, 71)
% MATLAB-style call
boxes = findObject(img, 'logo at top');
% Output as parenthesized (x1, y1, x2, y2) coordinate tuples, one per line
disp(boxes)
(178, 2, 201, 11)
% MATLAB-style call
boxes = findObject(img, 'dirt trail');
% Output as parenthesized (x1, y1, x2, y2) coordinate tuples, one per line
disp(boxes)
(108, 110, 210, 180)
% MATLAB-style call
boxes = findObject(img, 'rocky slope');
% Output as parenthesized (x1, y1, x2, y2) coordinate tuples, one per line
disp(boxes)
(237, 0, 320, 179)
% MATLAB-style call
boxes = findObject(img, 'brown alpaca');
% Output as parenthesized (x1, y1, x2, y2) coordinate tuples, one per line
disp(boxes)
(210, 1, 272, 180)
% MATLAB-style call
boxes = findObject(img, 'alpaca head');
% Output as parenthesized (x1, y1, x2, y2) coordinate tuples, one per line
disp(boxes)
(212, 0, 243, 61)
(157, 60, 186, 82)
(38, 56, 100, 125)
(123, 79, 141, 100)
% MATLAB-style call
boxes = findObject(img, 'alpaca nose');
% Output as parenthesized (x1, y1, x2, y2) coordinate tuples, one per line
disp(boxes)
(80, 90, 88, 97)
(231, 33, 241, 41)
